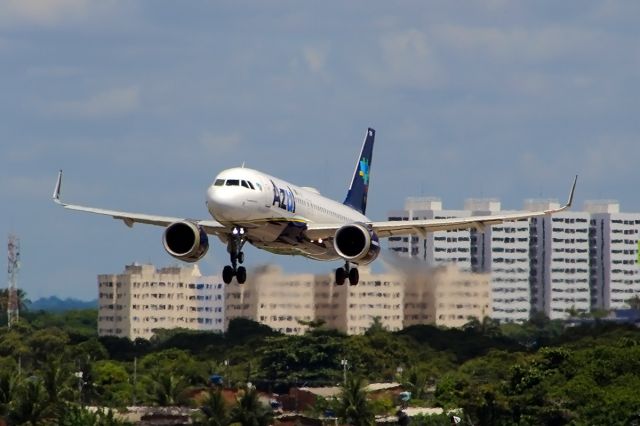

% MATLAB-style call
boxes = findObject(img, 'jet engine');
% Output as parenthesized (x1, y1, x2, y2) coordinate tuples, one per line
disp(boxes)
(333, 223, 380, 264)
(162, 221, 209, 263)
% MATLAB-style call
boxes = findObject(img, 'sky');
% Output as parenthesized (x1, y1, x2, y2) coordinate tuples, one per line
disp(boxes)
(1, 1, 639, 300)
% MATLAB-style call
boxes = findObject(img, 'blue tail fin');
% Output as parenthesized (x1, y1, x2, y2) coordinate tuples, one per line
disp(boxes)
(343, 128, 375, 215)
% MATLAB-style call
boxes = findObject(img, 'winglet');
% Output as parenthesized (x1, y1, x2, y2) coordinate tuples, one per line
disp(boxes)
(549, 175, 577, 214)
(53, 170, 64, 205)
(565, 175, 578, 209)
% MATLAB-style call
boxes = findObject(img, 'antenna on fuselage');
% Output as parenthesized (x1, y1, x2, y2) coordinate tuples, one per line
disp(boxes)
(241, 162, 245, 168)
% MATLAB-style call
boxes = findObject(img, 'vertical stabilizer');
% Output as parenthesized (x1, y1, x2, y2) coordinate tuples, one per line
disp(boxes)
(343, 128, 375, 215)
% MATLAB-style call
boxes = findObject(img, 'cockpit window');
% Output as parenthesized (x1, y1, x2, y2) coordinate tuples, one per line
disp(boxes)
(255, 183, 262, 191)
(214, 179, 225, 186)
(247, 181, 255, 190)
(241, 180, 250, 188)
(225, 179, 240, 186)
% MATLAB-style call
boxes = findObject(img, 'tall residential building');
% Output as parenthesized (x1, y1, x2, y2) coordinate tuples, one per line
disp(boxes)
(226, 264, 488, 334)
(388, 198, 472, 270)
(403, 264, 491, 328)
(224, 265, 316, 335)
(586, 201, 640, 310)
(389, 197, 529, 323)
(98, 263, 224, 340)
(466, 199, 531, 323)
(314, 268, 404, 334)
(527, 200, 591, 319)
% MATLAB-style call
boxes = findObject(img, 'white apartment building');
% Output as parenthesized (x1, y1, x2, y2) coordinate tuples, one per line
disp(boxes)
(388, 197, 472, 270)
(402, 264, 491, 328)
(527, 200, 591, 319)
(389, 197, 529, 323)
(98, 263, 224, 340)
(224, 265, 316, 335)
(586, 201, 640, 310)
(466, 199, 531, 323)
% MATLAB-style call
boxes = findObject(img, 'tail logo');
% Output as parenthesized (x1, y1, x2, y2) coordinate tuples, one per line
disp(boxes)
(359, 158, 370, 185)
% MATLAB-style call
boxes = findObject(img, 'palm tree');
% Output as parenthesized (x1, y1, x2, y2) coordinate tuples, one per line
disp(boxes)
(41, 357, 74, 416)
(0, 370, 20, 417)
(228, 387, 273, 426)
(194, 388, 228, 426)
(0, 288, 31, 314)
(58, 403, 133, 426)
(151, 372, 188, 406)
(336, 376, 375, 426)
(8, 376, 55, 426)
(401, 367, 429, 401)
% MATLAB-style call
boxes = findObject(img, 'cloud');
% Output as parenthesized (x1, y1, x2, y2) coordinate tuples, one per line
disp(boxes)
(199, 132, 243, 155)
(0, 0, 91, 26)
(26, 66, 83, 78)
(434, 24, 602, 63)
(0, 175, 51, 200)
(362, 29, 444, 90)
(302, 46, 328, 74)
(517, 136, 640, 188)
(42, 86, 140, 119)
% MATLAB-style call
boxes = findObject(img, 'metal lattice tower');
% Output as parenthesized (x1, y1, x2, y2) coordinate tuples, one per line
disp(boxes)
(7, 235, 20, 327)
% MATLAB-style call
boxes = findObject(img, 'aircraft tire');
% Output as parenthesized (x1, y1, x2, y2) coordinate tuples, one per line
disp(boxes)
(348, 267, 359, 285)
(236, 266, 247, 284)
(222, 265, 234, 284)
(335, 267, 346, 285)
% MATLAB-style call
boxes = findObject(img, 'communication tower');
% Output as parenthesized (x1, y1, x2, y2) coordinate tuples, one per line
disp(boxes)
(7, 235, 20, 327)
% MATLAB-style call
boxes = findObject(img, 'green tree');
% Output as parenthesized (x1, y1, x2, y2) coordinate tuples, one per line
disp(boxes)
(28, 327, 70, 364)
(336, 376, 374, 426)
(40, 356, 74, 416)
(400, 366, 430, 401)
(194, 388, 228, 426)
(0, 370, 20, 417)
(8, 376, 54, 426)
(92, 360, 132, 407)
(259, 331, 345, 386)
(57, 403, 133, 426)
(228, 387, 273, 426)
(0, 288, 31, 315)
(150, 372, 188, 406)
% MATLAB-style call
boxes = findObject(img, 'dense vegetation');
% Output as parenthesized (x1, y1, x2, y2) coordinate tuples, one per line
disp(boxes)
(1, 307, 640, 425)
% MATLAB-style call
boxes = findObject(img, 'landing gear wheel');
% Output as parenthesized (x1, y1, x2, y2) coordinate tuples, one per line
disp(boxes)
(238, 251, 245, 264)
(348, 268, 359, 286)
(236, 266, 247, 284)
(222, 265, 234, 284)
(335, 267, 346, 285)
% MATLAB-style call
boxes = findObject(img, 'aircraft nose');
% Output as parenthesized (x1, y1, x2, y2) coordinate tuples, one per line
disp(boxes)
(207, 185, 238, 221)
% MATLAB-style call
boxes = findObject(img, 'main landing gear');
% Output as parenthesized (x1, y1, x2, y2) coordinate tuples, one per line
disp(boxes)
(222, 227, 247, 285)
(335, 262, 359, 286)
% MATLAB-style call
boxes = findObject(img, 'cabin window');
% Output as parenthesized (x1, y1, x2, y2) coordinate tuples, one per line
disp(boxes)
(214, 179, 225, 186)
(225, 179, 240, 186)
(241, 180, 250, 188)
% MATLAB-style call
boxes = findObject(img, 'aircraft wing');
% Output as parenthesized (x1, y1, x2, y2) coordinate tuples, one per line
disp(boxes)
(52, 171, 227, 235)
(306, 176, 577, 240)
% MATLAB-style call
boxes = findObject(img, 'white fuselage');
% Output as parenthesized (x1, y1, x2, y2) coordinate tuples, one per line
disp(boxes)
(205, 167, 368, 260)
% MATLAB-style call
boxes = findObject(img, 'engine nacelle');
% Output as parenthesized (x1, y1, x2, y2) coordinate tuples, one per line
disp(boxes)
(162, 221, 209, 263)
(333, 222, 380, 264)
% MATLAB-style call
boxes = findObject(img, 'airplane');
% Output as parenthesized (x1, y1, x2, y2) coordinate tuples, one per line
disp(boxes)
(53, 128, 577, 285)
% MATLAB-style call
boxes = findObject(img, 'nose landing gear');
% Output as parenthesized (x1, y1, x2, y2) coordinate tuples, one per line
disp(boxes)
(222, 227, 247, 284)
(335, 262, 359, 285)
